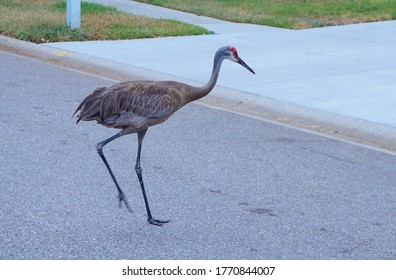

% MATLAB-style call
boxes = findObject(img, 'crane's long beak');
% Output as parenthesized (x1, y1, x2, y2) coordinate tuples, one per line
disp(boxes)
(238, 57, 255, 74)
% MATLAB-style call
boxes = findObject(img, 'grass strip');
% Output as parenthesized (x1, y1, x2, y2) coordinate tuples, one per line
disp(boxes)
(137, 0, 396, 29)
(0, 0, 208, 43)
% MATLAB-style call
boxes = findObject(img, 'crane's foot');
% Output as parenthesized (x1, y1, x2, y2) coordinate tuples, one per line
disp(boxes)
(148, 217, 170, 226)
(118, 193, 133, 213)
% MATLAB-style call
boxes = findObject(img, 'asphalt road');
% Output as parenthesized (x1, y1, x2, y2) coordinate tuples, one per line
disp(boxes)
(1, 51, 395, 260)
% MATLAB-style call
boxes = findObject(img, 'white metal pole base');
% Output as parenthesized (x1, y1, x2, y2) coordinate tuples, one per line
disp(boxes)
(66, 0, 81, 29)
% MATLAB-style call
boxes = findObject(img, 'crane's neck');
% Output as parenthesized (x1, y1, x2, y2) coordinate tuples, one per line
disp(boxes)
(186, 55, 223, 103)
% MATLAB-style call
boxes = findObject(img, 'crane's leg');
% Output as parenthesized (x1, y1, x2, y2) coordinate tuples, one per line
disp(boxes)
(97, 132, 133, 213)
(136, 129, 169, 226)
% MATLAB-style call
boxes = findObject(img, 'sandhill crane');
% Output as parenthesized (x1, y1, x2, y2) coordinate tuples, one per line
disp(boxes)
(74, 46, 255, 225)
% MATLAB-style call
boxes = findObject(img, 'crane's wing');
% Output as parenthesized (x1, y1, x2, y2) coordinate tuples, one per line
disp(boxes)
(100, 82, 182, 128)
(74, 81, 184, 129)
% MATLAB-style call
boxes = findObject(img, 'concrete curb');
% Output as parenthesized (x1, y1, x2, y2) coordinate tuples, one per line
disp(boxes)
(2, 35, 396, 154)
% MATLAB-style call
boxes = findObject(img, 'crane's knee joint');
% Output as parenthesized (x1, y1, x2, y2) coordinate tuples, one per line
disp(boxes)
(135, 166, 142, 175)
(96, 143, 104, 154)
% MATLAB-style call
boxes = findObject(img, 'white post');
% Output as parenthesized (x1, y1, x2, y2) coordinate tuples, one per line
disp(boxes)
(66, 0, 81, 29)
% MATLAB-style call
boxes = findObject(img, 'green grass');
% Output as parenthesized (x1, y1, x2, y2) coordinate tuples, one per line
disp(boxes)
(0, 0, 208, 43)
(54, 1, 119, 14)
(2, 0, 394, 43)
(136, 0, 396, 29)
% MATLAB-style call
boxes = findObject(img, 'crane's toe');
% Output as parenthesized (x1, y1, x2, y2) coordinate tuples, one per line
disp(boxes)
(118, 193, 133, 213)
(148, 217, 170, 226)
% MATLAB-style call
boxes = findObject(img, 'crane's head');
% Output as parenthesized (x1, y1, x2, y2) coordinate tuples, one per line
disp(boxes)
(220, 46, 255, 74)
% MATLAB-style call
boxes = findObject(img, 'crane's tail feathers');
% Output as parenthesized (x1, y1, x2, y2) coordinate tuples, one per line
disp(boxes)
(72, 105, 83, 124)
(73, 87, 107, 124)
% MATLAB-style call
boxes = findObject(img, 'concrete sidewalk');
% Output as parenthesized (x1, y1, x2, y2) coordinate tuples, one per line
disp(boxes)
(14, 0, 396, 151)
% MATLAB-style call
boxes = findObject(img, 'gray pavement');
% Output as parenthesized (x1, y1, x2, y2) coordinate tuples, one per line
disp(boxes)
(1, 0, 396, 261)
(1, 51, 396, 260)
(44, 0, 396, 143)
